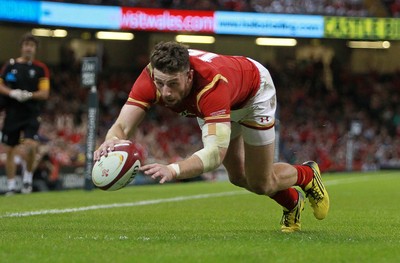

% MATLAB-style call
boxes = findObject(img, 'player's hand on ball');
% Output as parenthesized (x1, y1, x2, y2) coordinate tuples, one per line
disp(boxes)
(92, 142, 141, 191)
(94, 137, 132, 161)
(141, 163, 176, 184)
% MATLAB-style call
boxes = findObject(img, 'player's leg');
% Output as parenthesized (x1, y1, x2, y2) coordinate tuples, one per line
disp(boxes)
(1, 131, 20, 196)
(240, 128, 329, 223)
(243, 138, 304, 232)
(244, 142, 297, 194)
(20, 138, 38, 193)
(1, 115, 23, 195)
(223, 124, 298, 199)
(20, 119, 40, 194)
(241, 127, 329, 226)
(222, 123, 251, 191)
(235, 59, 299, 197)
(223, 118, 303, 231)
(4, 145, 18, 195)
(21, 139, 38, 173)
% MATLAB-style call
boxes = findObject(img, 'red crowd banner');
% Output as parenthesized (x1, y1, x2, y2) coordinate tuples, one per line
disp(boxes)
(120, 8, 215, 33)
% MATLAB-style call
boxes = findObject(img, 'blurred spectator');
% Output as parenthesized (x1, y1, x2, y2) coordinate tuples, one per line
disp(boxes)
(33, 153, 62, 192)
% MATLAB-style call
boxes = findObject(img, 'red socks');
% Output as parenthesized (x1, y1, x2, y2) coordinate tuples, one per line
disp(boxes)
(270, 164, 314, 211)
(270, 188, 299, 211)
(294, 164, 314, 189)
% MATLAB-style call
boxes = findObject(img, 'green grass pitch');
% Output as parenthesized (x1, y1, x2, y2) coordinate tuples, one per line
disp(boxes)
(1, 171, 399, 263)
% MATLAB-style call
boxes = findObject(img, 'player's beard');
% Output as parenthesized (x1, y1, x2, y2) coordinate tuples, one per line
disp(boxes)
(164, 82, 190, 107)
(164, 94, 181, 107)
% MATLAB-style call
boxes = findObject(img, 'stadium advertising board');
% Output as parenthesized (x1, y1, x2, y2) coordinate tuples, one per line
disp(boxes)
(0, 0, 39, 23)
(215, 12, 324, 38)
(39, 1, 120, 29)
(120, 8, 214, 33)
(325, 16, 400, 40)
(1, 0, 400, 39)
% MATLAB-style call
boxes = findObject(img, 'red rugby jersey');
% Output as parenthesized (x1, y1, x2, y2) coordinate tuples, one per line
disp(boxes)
(127, 50, 260, 123)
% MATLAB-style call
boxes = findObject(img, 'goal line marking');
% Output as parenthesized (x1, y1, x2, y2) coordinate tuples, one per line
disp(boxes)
(1, 190, 247, 218)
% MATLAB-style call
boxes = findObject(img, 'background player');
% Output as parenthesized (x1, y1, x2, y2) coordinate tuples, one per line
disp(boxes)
(0, 33, 50, 195)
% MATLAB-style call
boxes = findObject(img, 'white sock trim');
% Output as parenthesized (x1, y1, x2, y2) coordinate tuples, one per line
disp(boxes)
(7, 179, 16, 191)
(23, 171, 33, 184)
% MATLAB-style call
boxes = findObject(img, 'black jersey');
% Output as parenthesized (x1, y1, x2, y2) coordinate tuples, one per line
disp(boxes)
(0, 58, 50, 118)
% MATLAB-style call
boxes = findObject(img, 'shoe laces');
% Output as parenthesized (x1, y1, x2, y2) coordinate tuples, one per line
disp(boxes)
(281, 205, 300, 226)
(305, 181, 323, 203)
(280, 210, 292, 226)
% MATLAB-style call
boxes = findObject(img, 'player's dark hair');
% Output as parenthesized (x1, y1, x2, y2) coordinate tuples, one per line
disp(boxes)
(20, 32, 39, 47)
(150, 41, 190, 74)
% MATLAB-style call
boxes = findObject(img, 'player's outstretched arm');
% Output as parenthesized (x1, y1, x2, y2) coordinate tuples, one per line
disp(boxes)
(94, 104, 146, 161)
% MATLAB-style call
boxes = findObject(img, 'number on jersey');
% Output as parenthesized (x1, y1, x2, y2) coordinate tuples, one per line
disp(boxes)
(189, 50, 219, 63)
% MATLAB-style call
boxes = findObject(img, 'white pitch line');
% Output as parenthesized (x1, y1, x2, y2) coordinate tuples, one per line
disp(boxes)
(323, 174, 391, 186)
(0, 190, 248, 218)
(0, 174, 391, 219)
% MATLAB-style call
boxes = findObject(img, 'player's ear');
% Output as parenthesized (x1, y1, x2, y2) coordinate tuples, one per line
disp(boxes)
(188, 69, 194, 82)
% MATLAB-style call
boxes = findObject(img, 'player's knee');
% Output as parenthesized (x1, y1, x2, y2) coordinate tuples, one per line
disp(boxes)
(228, 174, 247, 188)
(227, 168, 246, 186)
(23, 139, 38, 152)
(249, 185, 275, 196)
(247, 178, 277, 196)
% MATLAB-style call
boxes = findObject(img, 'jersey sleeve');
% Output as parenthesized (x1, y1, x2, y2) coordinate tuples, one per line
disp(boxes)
(35, 61, 50, 91)
(0, 61, 11, 85)
(126, 66, 159, 111)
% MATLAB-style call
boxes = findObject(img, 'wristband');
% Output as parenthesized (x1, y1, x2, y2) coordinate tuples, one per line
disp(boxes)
(168, 163, 181, 178)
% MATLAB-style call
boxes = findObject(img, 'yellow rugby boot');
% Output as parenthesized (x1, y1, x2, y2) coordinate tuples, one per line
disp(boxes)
(280, 190, 305, 233)
(303, 161, 330, 220)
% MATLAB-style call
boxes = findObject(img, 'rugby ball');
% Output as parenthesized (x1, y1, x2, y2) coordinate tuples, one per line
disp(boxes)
(92, 143, 141, 191)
